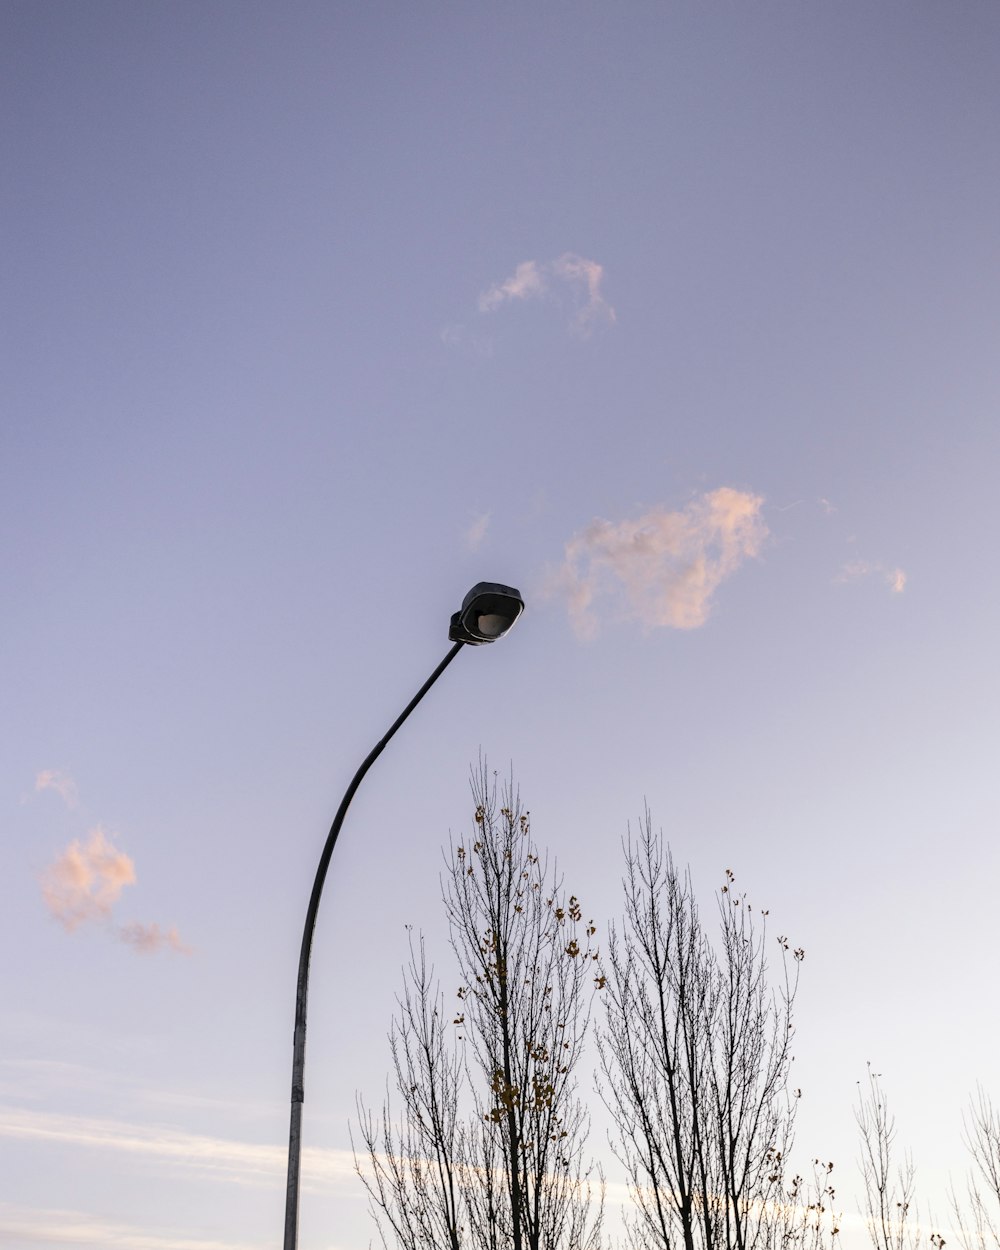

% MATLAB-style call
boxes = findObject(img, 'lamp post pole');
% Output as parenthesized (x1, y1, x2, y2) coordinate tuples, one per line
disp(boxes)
(282, 583, 523, 1250)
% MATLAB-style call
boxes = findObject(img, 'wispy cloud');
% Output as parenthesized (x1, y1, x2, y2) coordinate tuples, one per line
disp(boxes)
(439, 322, 494, 357)
(0, 1058, 277, 1121)
(118, 922, 192, 956)
(0, 1104, 355, 1193)
(551, 488, 768, 639)
(478, 260, 547, 312)
(40, 828, 135, 932)
(464, 512, 490, 552)
(836, 559, 907, 593)
(549, 253, 616, 334)
(476, 253, 615, 335)
(35, 769, 79, 809)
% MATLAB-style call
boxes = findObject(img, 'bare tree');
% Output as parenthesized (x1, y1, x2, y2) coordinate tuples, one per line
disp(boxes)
(855, 1064, 922, 1250)
(950, 1086, 1000, 1250)
(597, 812, 816, 1250)
(356, 766, 603, 1250)
(769, 1159, 841, 1250)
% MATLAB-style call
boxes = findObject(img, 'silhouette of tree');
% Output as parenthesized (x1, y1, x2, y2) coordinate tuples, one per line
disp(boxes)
(355, 765, 603, 1250)
(851, 1067, 1000, 1250)
(597, 811, 835, 1250)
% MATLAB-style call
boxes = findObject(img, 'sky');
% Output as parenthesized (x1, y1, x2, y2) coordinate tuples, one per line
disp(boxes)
(2, 2, 999, 1247)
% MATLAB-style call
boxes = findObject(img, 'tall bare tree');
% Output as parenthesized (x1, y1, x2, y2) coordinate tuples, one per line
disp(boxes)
(598, 812, 820, 1250)
(355, 766, 603, 1250)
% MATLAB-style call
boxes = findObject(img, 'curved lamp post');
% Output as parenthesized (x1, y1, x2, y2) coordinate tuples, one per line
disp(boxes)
(283, 582, 524, 1250)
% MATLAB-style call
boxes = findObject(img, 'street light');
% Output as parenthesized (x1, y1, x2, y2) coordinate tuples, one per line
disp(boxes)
(282, 582, 524, 1250)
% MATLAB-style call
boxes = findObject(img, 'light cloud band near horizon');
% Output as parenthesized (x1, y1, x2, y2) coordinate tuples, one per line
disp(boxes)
(0, 1104, 355, 1193)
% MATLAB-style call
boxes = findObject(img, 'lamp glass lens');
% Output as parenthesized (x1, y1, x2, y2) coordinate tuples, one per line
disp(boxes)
(477, 612, 507, 638)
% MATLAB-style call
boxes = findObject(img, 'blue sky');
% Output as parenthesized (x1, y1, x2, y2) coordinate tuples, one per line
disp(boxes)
(3, 3, 999, 1247)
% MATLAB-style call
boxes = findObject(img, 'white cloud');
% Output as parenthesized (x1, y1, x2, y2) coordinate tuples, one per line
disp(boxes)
(464, 512, 490, 552)
(40, 827, 135, 932)
(35, 770, 79, 809)
(476, 253, 615, 335)
(551, 488, 768, 639)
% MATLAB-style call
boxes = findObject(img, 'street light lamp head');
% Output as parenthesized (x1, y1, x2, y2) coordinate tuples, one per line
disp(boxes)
(449, 582, 524, 645)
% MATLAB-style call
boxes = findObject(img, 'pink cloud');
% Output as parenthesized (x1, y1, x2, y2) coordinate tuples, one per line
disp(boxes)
(35, 770, 79, 809)
(477, 253, 615, 334)
(550, 253, 615, 334)
(118, 922, 191, 956)
(464, 512, 490, 552)
(40, 827, 135, 931)
(836, 560, 907, 593)
(552, 488, 768, 639)
(478, 260, 547, 312)
(39, 826, 191, 956)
